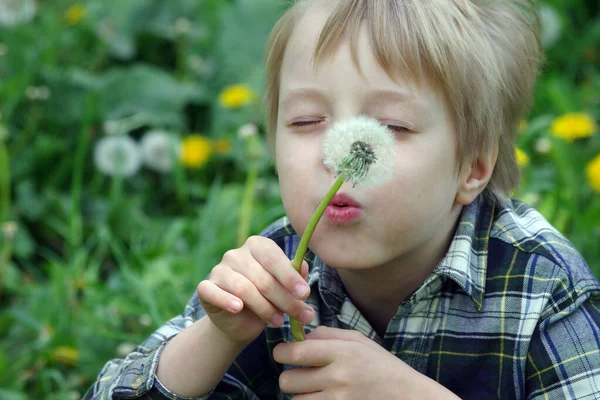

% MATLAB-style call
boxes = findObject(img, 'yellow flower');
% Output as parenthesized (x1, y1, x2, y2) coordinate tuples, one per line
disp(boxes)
(180, 135, 212, 168)
(212, 138, 232, 154)
(515, 147, 530, 167)
(52, 346, 79, 366)
(550, 113, 596, 141)
(65, 3, 86, 25)
(586, 154, 600, 194)
(219, 84, 256, 109)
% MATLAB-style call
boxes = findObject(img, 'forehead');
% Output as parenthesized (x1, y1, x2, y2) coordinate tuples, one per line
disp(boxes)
(279, 2, 441, 110)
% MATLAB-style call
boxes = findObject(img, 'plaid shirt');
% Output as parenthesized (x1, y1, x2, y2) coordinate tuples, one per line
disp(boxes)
(84, 194, 600, 400)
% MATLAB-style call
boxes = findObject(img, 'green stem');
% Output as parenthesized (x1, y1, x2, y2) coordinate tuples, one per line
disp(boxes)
(237, 166, 259, 247)
(290, 176, 345, 341)
(0, 141, 9, 223)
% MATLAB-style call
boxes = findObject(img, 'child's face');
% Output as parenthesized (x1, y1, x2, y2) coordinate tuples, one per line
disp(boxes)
(275, 5, 466, 271)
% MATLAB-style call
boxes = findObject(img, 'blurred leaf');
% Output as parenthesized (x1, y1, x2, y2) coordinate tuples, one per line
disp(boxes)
(15, 181, 47, 221)
(100, 64, 208, 129)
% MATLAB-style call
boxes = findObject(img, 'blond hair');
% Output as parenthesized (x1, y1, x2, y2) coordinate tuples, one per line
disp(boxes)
(264, 0, 543, 197)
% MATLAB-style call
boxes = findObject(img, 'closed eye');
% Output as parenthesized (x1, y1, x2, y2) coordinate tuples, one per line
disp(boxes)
(386, 124, 412, 134)
(289, 117, 326, 128)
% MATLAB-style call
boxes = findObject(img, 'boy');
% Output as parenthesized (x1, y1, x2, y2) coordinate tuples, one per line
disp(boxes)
(85, 0, 600, 399)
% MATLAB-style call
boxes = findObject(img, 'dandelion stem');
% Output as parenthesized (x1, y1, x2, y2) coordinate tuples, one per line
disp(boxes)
(0, 141, 9, 224)
(237, 166, 259, 247)
(290, 176, 345, 341)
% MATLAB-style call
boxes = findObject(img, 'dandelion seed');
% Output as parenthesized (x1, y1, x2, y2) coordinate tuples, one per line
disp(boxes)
(138, 314, 152, 327)
(323, 115, 395, 187)
(539, 5, 562, 48)
(534, 137, 552, 154)
(94, 136, 142, 177)
(238, 123, 258, 139)
(116, 342, 137, 357)
(0, 0, 36, 27)
(103, 120, 122, 136)
(289, 116, 395, 341)
(175, 17, 191, 35)
(2, 221, 17, 241)
(25, 86, 51, 101)
(140, 130, 180, 173)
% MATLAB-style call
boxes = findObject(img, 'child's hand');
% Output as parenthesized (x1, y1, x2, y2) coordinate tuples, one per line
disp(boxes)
(197, 236, 314, 346)
(273, 326, 461, 399)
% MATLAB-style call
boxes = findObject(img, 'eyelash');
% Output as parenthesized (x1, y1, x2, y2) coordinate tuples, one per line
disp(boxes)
(290, 119, 412, 133)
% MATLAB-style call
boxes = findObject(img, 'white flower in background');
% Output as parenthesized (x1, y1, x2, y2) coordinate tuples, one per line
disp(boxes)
(116, 342, 137, 358)
(0, 0, 36, 27)
(238, 123, 258, 139)
(534, 137, 552, 154)
(94, 135, 142, 177)
(0, 43, 7, 57)
(103, 120, 121, 135)
(539, 4, 562, 48)
(323, 116, 396, 187)
(138, 314, 152, 327)
(188, 55, 213, 77)
(140, 130, 181, 173)
(25, 86, 51, 101)
(174, 17, 191, 35)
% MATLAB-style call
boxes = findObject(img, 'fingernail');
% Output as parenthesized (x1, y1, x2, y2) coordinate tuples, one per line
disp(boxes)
(229, 300, 242, 312)
(271, 313, 285, 326)
(299, 309, 313, 324)
(294, 283, 309, 298)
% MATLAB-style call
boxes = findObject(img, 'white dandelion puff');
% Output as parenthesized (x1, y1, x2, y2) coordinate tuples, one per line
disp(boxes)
(323, 115, 395, 187)
(539, 5, 562, 48)
(116, 342, 137, 358)
(140, 130, 180, 173)
(94, 136, 142, 177)
(238, 123, 258, 139)
(534, 137, 552, 154)
(0, 0, 36, 27)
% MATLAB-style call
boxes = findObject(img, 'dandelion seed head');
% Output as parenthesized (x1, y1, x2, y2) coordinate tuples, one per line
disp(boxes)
(140, 130, 180, 173)
(94, 135, 142, 177)
(323, 116, 395, 187)
(0, 0, 36, 27)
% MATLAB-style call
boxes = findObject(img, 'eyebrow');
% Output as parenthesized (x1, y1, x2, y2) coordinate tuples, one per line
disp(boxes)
(279, 87, 426, 113)
(280, 88, 327, 111)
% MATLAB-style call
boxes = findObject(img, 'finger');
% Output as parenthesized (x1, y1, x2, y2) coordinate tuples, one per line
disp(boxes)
(306, 326, 375, 347)
(197, 280, 243, 313)
(233, 259, 314, 325)
(247, 237, 311, 300)
(279, 367, 328, 395)
(273, 340, 338, 367)
(211, 266, 285, 326)
(300, 260, 310, 281)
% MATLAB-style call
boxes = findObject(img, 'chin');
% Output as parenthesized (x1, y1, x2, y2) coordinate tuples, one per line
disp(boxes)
(310, 243, 377, 270)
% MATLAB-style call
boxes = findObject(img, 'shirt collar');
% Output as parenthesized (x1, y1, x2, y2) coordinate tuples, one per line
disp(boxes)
(273, 193, 499, 314)
(433, 193, 497, 311)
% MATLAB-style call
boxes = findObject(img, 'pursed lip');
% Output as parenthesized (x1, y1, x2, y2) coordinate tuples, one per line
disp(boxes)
(328, 193, 363, 208)
(324, 193, 363, 223)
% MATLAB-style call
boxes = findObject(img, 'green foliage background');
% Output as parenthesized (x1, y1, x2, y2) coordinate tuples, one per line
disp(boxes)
(0, 0, 598, 398)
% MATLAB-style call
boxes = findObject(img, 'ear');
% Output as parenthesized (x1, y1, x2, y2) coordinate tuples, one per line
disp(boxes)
(455, 148, 498, 205)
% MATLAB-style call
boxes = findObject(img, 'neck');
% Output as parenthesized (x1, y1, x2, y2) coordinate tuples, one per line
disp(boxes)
(337, 206, 462, 336)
